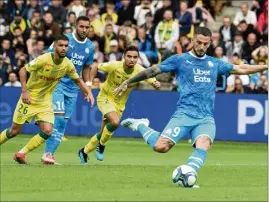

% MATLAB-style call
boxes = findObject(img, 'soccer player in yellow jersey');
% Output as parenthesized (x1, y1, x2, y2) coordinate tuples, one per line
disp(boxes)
(78, 46, 161, 163)
(0, 35, 94, 164)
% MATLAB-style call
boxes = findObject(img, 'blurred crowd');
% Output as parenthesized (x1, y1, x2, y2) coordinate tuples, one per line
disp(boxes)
(0, 0, 268, 94)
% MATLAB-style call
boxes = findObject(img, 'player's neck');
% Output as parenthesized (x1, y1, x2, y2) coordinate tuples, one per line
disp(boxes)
(74, 32, 84, 42)
(52, 53, 64, 65)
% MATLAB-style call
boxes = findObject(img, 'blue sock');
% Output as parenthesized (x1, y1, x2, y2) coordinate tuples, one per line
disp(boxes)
(137, 124, 160, 149)
(45, 116, 68, 155)
(187, 148, 208, 172)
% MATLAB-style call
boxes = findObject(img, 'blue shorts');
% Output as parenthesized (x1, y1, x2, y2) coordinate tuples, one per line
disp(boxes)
(160, 111, 216, 146)
(52, 85, 78, 119)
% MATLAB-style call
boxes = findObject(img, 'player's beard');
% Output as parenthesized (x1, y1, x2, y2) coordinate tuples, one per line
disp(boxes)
(59, 52, 66, 58)
(193, 48, 206, 57)
(77, 31, 87, 40)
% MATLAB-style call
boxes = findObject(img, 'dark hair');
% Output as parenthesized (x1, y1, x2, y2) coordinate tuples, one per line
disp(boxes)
(124, 46, 139, 55)
(239, 20, 247, 25)
(68, 11, 76, 17)
(54, 35, 69, 42)
(194, 27, 212, 37)
(76, 16, 89, 24)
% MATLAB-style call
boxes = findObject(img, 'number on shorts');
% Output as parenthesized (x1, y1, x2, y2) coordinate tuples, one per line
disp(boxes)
(171, 127, 181, 137)
(18, 104, 28, 114)
(56, 101, 64, 110)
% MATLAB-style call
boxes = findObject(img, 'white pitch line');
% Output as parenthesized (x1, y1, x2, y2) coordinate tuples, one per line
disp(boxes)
(0, 163, 267, 166)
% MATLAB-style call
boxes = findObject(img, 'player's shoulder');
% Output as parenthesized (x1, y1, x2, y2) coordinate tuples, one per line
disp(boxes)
(85, 38, 94, 48)
(37, 52, 51, 61)
(63, 56, 75, 67)
(65, 33, 73, 40)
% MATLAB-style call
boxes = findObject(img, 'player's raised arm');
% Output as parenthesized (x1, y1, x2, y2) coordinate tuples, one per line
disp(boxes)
(231, 63, 268, 75)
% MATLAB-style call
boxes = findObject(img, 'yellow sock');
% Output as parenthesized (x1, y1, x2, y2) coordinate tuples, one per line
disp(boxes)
(100, 123, 116, 146)
(84, 133, 100, 153)
(0, 129, 11, 145)
(19, 131, 50, 154)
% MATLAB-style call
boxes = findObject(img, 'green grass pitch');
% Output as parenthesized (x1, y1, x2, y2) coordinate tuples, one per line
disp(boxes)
(0, 135, 267, 201)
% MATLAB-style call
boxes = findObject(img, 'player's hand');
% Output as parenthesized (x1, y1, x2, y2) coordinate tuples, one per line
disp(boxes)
(21, 91, 31, 104)
(85, 91, 95, 107)
(113, 81, 128, 96)
(152, 81, 161, 89)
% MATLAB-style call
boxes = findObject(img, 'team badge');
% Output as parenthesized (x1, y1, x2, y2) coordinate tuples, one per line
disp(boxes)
(85, 48, 89, 54)
(208, 61, 214, 68)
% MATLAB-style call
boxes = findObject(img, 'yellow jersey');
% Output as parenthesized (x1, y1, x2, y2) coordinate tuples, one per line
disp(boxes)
(25, 53, 79, 104)
(98, 61, 156, 105)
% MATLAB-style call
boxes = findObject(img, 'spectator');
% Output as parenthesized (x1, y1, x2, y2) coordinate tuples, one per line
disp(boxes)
(118, 20, 137, 45)
(206, 30, 226, 56)
(93, 40, 104, 64)
(238, 20, 260, 41)
(47, 0, 66, 27)
(137, 27, 158, 65)
(100, 14, 119, 36)
(117, 0, 136, 26)
(9, 10, 27, 36)
(13, 53, 28, 76)
(87, 7, 103, 36)
(175, 1, 192, 35)
(118, 35, 128, 53)
(0, 39, 16, 67)
(26, 29, 38, 58)
(249, 60, 268, 90)
(233, 2, 257, 26)
(101, 3, 118, 25)
(251, 0, 264, 19)
(155, 9, 179, 60)
(40, 12, 61, 47)
(219, 16, 237, 57)
(153, 0, 172, 26)
(141, 12, 155, 37)
(232, 31, 244, 56)
(175, 34, 192, 54)
(100, 24, 117, 54)
(0, 55, 12, 85)
(64, 12, 77, 31)
(11, 27, 26, 53)
(9, 0, 27, 19)
(4, 72, 21, 87)
(253, 78, 268, 93)
(63, 27, 73, 34)
(251, 45, 268, 63)
(0, 1, 10, 39)
(31, 38, 45, 59)
(104, 40, 122, 62)
(24, 0, 43, 20)
(226, 53, 250, 92)
(231, 77, 251, 94)
(256, 1, 268, 43)
(26, 10, 43, 34)
(68, 0, 86, 18)
(88, 25, 103, 48)
(214, 46, 229, 62)
(134, 0, 155, 27)
(242, 32, 260, 64)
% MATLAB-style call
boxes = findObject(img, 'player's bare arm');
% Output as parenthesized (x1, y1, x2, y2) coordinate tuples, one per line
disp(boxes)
(19, 66, 31, 104)
(231, 64, 268, 75)
(114, 66, 162, 96)
(88, 62, 98, 85)
(73, 78, 95, 106)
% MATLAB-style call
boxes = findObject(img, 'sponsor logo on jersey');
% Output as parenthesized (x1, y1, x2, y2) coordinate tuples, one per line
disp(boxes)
(193, 68, 211, 82)
(40, 75, 61, 82)
(71, 52, 85, 66)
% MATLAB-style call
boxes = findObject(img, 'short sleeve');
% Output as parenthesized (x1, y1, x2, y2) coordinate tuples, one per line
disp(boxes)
(67, 62, 79, 80)
(217, 59, 233, 76)
(25, 57, 44, 72)
(158, 54, 180, 72)
(85, 44, 94, 65)
(98, 62, 117, 73)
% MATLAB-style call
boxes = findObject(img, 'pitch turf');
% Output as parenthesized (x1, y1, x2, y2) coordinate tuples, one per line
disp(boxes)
(0, 135, 267, 201)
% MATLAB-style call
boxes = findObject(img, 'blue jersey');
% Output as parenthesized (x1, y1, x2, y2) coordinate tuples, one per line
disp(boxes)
(48, 33, 94, 96)
(158, 52, 233, 118)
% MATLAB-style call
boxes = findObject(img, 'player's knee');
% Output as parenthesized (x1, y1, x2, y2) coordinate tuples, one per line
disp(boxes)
(41, 128, 52, 136)
(109, 119, 120, 129)
(154, 142, 170, 153)
(195, 136, 211, 151)
(9, 127, 20, 137)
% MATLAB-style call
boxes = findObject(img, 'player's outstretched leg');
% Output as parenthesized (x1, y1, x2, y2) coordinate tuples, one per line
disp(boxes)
(15, 122, 52, 164)
(78, 132, 101, 164)
(43, 115, 67, 164)
(0, 122, 22, 145)
(121, 118, 162, 149)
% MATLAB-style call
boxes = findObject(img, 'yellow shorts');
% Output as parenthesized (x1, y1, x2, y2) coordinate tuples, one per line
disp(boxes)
(13, 98, 54, 125)
(97, 93, 124, 119)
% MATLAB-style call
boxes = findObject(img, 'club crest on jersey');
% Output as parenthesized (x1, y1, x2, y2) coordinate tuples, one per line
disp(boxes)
(85, 48, 89, 54)
(208, 61, 214, 68)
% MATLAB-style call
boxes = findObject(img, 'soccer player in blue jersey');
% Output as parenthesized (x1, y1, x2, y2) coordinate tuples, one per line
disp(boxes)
(41, 16, 96, 164)
(115, 27, 268, 185)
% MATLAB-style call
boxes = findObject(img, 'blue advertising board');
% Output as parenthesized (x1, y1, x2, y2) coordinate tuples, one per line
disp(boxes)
(0, 88, 267, 142)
